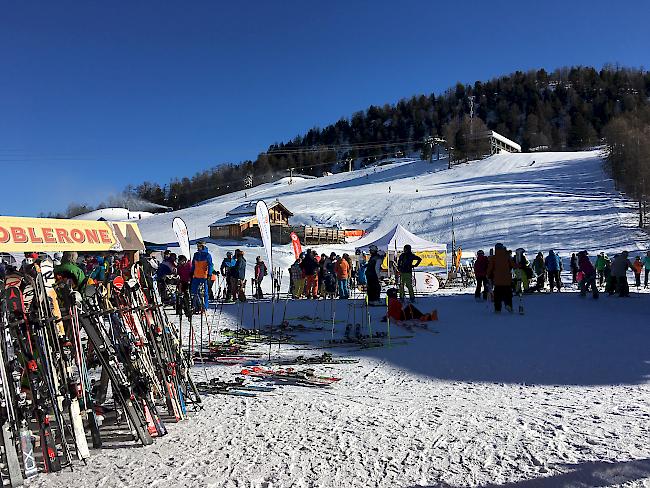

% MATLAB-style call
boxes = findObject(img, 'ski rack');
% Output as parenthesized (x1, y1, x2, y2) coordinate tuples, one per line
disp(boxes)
(0, 259, 203, 487)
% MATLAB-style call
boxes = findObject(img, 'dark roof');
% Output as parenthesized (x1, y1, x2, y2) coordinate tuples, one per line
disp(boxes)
(225, 200, 293, 217)
(209, 214, 257, 227)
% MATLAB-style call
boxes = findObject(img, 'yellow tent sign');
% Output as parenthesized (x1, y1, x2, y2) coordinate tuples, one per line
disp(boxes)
(382, 250, 447, 269)
(415, 250, 447, 268)
(0, 215, 145, 253)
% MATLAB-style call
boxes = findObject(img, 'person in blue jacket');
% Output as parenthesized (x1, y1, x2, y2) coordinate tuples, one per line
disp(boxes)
(191, 241, 213, 311)
(545, 250, 562, 292)
(220, 251, 236, 301)
(233, 249, 247, 301)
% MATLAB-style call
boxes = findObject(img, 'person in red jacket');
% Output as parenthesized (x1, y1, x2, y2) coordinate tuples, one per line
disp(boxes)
(473, 250, 489, 300)
(384, 288, 438, 322)
(577, 250, 598, 299)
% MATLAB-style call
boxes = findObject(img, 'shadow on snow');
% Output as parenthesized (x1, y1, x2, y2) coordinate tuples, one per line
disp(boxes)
(209, 292, 650, 387)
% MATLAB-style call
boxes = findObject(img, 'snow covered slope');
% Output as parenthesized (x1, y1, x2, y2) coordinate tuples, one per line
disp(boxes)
(139, 151, 649, 255)
(73, 207, 153, 221)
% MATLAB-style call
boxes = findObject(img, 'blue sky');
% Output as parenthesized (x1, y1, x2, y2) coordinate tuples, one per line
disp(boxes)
(1, 0, 648, 216)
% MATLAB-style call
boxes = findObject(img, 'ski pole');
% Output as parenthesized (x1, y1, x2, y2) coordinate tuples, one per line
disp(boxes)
(385, 294, 391, 348)
(366, 294, 372, 338)
(331, 293, 336, 341)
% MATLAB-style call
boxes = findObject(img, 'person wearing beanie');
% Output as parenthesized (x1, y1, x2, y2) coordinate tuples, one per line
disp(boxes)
(54, 251, 87, 291)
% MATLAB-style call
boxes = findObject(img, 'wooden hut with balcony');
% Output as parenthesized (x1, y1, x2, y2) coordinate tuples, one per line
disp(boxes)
(208, 200, 293, 243)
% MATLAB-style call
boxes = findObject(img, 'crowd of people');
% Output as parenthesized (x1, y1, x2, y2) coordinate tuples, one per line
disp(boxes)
(473, 245, 650, 313)
(4, 242, 648, 320)
(288, 249, 355, 300)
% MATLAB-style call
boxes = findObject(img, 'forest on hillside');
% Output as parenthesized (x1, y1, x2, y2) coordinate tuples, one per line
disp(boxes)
(52, 65, 650, 218)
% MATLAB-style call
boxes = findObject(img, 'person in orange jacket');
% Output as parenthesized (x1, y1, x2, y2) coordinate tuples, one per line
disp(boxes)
(334, 255, 350, 299)
(632, 256, 643, 288)
(486, 243, 514, 313)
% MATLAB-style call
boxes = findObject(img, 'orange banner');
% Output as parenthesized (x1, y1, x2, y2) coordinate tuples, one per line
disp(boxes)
(0, 216, 145, 253)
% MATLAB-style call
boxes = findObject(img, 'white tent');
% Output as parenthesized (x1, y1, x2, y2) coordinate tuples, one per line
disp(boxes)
(355, 224, 446, 253)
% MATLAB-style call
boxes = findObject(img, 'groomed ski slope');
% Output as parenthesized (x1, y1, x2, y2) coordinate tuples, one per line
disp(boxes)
(139, 150, 649, 253)
(138, 150, 649, 288)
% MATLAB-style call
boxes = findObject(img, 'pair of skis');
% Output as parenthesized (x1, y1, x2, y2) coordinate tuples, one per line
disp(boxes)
(240, 366, 340, 387)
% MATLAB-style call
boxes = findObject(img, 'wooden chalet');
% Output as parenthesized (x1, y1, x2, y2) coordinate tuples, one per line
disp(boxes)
(209, 200, 293, 242)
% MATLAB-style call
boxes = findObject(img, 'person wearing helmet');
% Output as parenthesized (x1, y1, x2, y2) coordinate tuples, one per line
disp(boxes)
(365, 244, 385, 305)
(190, 241, 213, 311)
(473, 250, 489, 300)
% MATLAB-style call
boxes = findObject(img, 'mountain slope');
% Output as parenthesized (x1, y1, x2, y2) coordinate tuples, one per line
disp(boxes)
(139, 151, 649, 260)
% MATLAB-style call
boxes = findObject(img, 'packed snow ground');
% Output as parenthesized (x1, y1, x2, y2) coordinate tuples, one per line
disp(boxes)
(33, 290, 650, 488)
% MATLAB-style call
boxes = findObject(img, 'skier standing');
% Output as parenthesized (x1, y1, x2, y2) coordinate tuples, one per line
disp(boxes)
(570, 253, 579, 284)
(531, 252, 546, 292)
(644, 251, 650, 288)
(300, 250, 320, 299)
(544, 250, 562, 292)
(233, 249, 247, 301)
(318, 253, 331, 298)
(396, 245, 422, 302)
(577, 251, 598, 298)
(290, 258, 304, 298)
(176, 255, 192, 316)
(365, 245, 385, 305)
(595, 252, 610, 287)
(514, 248, 531, 295)
(344, 253, 354, 294)
(486, 243, 514, 313)
(357, 254, 368, 288)
(219, 251, 236, 301)
(254, 256, 267, 298)
(632, 256, 643, 288)
(473, 250, 489, 300)
(190, 241, 213, 311)
(610, 251, 632, 297)
(334, 255, 350, 299)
